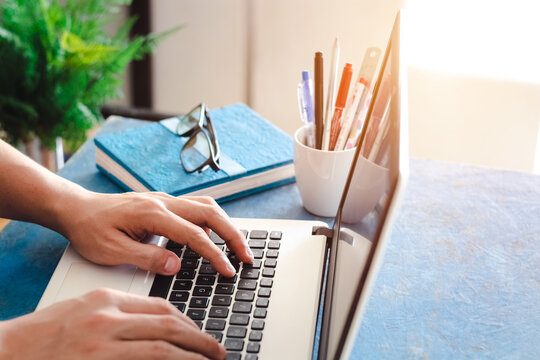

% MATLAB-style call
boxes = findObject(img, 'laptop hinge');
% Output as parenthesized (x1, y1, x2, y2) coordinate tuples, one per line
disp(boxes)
(312, 226, 355, 246)
(312, 226, 334, 240)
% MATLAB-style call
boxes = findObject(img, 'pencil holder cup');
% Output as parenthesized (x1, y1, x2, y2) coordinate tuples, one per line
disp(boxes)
(340, 151, 390, 223)
(293, 126, 355, 217)
(294, 125, 390, 220)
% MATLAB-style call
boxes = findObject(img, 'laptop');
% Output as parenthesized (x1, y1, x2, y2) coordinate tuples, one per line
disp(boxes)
(37, 10, 408, 360)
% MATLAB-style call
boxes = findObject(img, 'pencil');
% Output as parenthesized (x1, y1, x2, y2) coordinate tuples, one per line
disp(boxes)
(314, 52, 324, 149)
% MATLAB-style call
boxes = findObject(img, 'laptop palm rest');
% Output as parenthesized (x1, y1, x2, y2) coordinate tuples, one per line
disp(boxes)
(54, 262, 137, 303)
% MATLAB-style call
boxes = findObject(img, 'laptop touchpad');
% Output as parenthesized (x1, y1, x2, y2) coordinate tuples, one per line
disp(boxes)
(55, 262, 137, 303)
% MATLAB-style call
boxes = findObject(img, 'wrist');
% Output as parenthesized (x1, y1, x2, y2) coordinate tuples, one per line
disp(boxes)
(48, 183, 97, 238)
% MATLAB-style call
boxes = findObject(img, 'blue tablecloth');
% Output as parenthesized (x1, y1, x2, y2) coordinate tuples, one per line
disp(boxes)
(1, 117, 539, 359)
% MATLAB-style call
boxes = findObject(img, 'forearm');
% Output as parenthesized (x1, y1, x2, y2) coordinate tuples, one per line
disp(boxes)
(0, 140, 91, 234)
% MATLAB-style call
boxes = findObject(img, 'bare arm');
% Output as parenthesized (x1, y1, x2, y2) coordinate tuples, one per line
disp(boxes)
(0, 139, 253, 276)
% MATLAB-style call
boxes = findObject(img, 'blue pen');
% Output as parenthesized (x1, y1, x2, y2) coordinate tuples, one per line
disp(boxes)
(302, 71, 315, 124)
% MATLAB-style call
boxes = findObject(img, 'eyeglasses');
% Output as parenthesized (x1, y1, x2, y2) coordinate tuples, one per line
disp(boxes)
(175, 103, 221, 173)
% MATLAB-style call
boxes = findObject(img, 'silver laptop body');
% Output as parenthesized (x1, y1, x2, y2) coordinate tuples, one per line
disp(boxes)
(37, 10, 408, 360)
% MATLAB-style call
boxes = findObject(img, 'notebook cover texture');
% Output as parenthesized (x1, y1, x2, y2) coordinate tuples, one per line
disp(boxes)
(94, 103, 294, 199)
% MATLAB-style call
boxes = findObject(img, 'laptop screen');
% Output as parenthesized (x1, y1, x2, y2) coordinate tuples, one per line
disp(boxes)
(319, 11, 408, 359)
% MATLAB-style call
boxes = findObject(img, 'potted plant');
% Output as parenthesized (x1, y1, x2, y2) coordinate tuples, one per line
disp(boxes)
(0, 0, 177, 168)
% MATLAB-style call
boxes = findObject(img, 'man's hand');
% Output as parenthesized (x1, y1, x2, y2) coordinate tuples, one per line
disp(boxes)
(0, 289, 226, 360)
(57, 192, 253, 277)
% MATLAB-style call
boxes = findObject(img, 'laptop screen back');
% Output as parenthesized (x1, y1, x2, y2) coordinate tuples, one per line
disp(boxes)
(320, 11, 408, 359)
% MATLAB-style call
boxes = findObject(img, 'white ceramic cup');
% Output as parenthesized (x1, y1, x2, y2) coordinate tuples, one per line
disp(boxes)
(293, 126, 356, 217)
(294, 125, 390, 220)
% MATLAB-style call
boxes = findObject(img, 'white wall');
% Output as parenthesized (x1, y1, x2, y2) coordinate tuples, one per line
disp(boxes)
(150, 0, 540, 173)
(151, 0, 248, 113)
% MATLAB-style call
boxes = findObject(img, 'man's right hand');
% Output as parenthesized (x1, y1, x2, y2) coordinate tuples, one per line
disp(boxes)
(0, 288, 225, 360)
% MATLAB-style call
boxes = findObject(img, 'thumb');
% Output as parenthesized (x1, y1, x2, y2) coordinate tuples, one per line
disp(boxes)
(122, 241, 181, 275)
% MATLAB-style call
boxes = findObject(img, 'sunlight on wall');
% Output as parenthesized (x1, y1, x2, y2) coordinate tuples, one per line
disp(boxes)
(405, 0, 540, 173)
(406, 0, 540, 84)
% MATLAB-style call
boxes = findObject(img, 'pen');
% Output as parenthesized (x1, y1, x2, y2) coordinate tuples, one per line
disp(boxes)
(299, 71, 315, 148)
(335, 76, 368, 150)
(302, 71, 315, 124)
(328, 63, 353, 151)
(314, 51, 324, 149)
(322, 38, 340, 150)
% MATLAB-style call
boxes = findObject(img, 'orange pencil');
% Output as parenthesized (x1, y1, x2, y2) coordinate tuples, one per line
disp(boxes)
(328, 63, 353, 150)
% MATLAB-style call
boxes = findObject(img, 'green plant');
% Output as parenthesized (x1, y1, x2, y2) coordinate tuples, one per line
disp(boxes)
(0, 0, 178, 151)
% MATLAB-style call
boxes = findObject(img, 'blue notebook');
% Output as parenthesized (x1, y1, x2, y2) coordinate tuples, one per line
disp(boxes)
(94, 103, 295, 202)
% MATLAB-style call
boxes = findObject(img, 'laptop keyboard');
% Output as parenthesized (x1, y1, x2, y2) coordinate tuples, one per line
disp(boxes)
(149, 229, 282, 360)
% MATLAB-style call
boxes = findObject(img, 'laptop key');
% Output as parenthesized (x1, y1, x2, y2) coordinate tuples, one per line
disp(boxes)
(149, 274, 173, 299)
(173, 280, 193, 291)
(251, 320, 265, 330)
(209, 307, 229, 318)
(230, 314, 250, 326)
(225, 353, 241, 360)
(249, 230, 268, 239)
(166, 241, 184, 250)
(268, 241, 280, 250)
(262, 268, 275, 278)
(258, 288, 271, 298)
(210, 232, 225, 245)
(189, 297, 209, 308)
(238, 279, 257, 290)
(171, 302, 186, 313)
(196, 275, 216, 285)
(193, 286, 212, 297)
(181, 258, 199, 269)
(218, 274, 237, 284)
(243, 259, 262, 269)
(232, 302, 252, 313)
(253, 308, 267, 319)
(186, 309, 206, 321)
(249, 331, 263, 341)
(264, 259, 277, 268)
(183, 248, 200, 259)
(224, 338, 244, 351)
(169, 291, 189, 302)
(260, 278, 273, 288)
(266, 250, 279, 258)
(240, 269, 259, 279)
(248, 240, 266, 249)
(256, 298, 269, 308)
(252, 249, 264, 259)
(206, 331, 223, 343)
(176, 269, 195, 279)
(194, 321, 203, 329)
(245, 355, 258, 360)
(212, 295, 232, 306)
(247, 342, 261, 353)
(199, 264, 217, 275)
(206, 319, 226, 331)
(269, 231, 282, 240)
(215, 284, 235, 295)
(227, 326, 247, 338)
(235, 291, 255, 302)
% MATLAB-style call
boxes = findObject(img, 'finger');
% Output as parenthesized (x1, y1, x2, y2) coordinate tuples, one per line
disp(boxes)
(108, 231, 182, 275)
(116, 315, 226, 360)
(160, 196, 253, 264)
(116, 293, 199, 330)
(114, 340, 219, 360)
(146, 194, 252, 263)
(143, 210, 237, 277)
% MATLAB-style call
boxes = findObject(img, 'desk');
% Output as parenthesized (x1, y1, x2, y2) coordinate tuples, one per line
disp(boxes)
(1, 118, 539, 359)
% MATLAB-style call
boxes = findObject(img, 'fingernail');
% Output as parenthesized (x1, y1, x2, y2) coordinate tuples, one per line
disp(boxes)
(246, 248, 254, 260)
(164, 256, 178, 274)
(226, 262, 236, 274)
